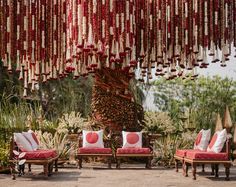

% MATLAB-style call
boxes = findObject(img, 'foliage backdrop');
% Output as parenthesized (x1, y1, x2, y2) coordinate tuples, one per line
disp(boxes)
(153, 76, 236, 132)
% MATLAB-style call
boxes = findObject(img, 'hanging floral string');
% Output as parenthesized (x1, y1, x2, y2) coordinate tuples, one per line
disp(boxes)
(0, 0, 236, 96)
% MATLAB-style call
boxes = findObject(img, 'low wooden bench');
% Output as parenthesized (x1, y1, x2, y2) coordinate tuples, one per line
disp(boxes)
(183, 138, 231, 180)
(113, 133, 160, 169)
(9, 136, 58, 180)
(77, 133, 113, 169)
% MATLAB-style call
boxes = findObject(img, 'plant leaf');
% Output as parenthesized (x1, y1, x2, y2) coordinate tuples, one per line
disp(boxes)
(13, 150, 19, 155)
(19, 159, 26, 165)
(19, 152, 26, 158)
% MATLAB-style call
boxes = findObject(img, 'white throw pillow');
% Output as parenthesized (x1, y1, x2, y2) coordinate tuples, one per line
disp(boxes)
(22, 132, 39, 150)
(82, 130, 104, 148)
(194, 129, 211, 151)
(207, 129, 227, 153)
(14, 133, 34, 151)
(122, 131, 142, 148)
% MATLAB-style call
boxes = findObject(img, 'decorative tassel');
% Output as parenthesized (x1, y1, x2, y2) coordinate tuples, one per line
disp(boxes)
(115, 41, 121, 63)
(23, 89, 27, 97)
(209, 41, 215, 56)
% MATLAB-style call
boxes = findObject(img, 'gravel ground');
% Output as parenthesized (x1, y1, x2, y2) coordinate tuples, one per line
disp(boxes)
(0, 163, 236, 187)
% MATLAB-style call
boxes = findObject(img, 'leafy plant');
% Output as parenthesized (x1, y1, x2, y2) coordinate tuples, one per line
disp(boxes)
(153, 76, 236, 132)
(38, 119, 58, 133)
(12, 150, 26, 177)
(143, 111, 180, 134)
(0, 145, 9, 168)
(153, 131, 197, 166)
(143, 111, 196, 166)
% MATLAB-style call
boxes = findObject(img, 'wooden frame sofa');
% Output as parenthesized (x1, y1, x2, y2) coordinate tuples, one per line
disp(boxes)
(183, 138, 231, 180)
(77, 132, 113, 169)
(9, 135, 58, 180)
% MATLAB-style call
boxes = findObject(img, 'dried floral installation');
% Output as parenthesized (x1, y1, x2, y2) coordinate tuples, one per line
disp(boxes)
(1, 0, 236, 96)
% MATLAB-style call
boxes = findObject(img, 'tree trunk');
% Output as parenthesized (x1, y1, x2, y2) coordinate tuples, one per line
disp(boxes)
(91, 68, 144, 133)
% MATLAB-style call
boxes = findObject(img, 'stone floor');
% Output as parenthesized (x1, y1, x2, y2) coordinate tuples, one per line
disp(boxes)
(0, 163, 236, 187)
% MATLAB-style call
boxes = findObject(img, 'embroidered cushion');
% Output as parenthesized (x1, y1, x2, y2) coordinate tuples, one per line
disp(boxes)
(23, 149, 57, 159)
(193, 129, 211, 151)
(175, 149, 200, 157)
(207, 129, 227, 153)
(117, 148, 151, 154)
(82, 130, 104, 148)
(122, 131, 142, 148)
(186, 150, 228, 160)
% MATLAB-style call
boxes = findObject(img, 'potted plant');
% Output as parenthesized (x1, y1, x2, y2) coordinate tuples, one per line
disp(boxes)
(58, 111, 86, 134)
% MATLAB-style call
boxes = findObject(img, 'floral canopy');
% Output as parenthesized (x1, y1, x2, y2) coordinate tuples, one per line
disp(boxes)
(0, 0, 235, 96)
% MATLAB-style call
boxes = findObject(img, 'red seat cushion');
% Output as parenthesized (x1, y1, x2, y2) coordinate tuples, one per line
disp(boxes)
(78, 147, 112, 154)
(175, 149, 188, 157)
(116, 148, 151, 154)
(175, 149, 200, 157)
(186, 150, 228, 160)
(24, 149, 57, 160)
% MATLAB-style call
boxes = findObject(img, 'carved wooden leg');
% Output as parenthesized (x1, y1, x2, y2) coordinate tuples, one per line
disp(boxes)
(55, 159, 58, 172)
(182, 161, 185, 176)
(116, 158, 121, 169)
(48, 163, 53, 176)
(145, 157, 152, 169)
(78, 156, 82, 169)
(108, 157, 112, 169)
(147, 157, 152, 169)
(175, 159, 178, 172)
(44, 163, 49, 178)
(215, 164, 219, 178)
(183, 162, 188, 177)
(202, 164, 205, 172)
(28, 164, 31, 172)
(10, 163, 16, 180)
(224, 164, 230, 181)
(211, 164, 215, 175)
(192, 163, 196, 180)
(149, 157, 152, 168)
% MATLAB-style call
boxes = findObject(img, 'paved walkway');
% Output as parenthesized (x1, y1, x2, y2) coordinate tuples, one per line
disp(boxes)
(0, 163, 236, 187)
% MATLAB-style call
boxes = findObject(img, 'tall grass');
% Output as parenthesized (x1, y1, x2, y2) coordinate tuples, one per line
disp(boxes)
(0, 93, 41, 131)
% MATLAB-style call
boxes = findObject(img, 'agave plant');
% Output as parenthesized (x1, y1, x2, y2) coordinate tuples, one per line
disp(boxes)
(36, 129, 76, 160)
